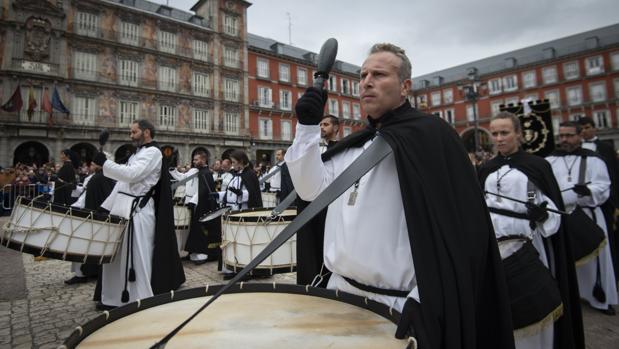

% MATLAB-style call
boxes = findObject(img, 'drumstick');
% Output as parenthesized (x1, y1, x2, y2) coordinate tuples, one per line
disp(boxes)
(484, 191, 569, 215)
(560, 181, 592, 192)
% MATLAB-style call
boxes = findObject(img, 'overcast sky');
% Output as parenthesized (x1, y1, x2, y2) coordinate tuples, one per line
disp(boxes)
(155, 0, 619, 77)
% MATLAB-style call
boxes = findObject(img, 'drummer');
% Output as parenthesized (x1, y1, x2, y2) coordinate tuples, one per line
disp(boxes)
(478, 112, 584, 349)
(546, 122, 618, 316)
(285, 42, 514, 348)
(213, 150, 262, 211)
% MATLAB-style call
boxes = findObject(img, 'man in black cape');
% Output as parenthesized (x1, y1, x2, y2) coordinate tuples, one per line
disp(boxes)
(478, 149, 585, 349)
(286, 43, 514, 349)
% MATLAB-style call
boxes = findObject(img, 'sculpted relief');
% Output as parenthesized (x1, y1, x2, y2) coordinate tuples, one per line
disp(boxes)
(24, 17, 52, 61)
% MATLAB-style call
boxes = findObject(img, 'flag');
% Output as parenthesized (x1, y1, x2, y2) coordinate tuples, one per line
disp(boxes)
(42, 87, 53, 126)
(1, 85, 23, 112)
(27, 86, 37, 120)
(51, 86, 70, 114)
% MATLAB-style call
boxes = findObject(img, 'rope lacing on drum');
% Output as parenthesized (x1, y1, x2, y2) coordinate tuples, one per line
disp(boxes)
(75, 326, 83, 336)
(408, 336, 418, 349)
(103, 310, 110, 320)
(205, 285, 209, 295)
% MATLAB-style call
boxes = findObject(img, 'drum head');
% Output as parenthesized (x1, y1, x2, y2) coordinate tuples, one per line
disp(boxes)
(66, 284, 406, 349)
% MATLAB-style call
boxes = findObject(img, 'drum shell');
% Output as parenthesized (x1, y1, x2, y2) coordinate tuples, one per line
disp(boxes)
(261, 192, 278, 208)
(1, 197, 126, 263)
(173, 205, 191, 229)
(565, 206, 607, 266)
(63, 283, 407, 349)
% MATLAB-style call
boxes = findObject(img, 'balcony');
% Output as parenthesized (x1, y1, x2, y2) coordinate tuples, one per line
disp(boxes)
(11, 59, 60, 76)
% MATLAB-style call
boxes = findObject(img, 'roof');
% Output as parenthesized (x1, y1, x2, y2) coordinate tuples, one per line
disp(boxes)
(412, 22, 619, 90)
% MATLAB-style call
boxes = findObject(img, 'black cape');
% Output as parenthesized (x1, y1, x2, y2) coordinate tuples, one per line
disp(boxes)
(239, 166, 262, 208)
(185, 166, 220, 258)
(53, 161, 76, 206)
(143, 142, 186, 294)
(314, 101, 514, 349)
(478, 150, 585, 349)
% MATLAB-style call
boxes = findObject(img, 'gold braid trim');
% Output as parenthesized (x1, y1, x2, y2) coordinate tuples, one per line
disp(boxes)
(575, 238, 608, 267)
(514, 303, 564, 340)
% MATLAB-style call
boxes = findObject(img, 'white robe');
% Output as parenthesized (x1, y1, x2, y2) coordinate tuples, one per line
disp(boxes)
(265, 163, 282, 192)
(100, 146, 162, 307)
(170, 168, 199, 205)
(285, 124, 418, 313)
(484, 166, 561, 349)
(546, 152, 618, 310)
(217, 173, 249, 211)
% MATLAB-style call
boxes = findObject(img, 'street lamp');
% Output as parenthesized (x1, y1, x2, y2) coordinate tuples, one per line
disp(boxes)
(463, 67, 481, 155)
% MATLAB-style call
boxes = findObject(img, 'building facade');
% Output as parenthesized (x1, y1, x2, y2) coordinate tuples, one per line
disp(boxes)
(411, 23, 619, 152)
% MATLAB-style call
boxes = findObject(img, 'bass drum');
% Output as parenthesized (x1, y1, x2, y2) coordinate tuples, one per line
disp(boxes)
(63, 283, 409, 349)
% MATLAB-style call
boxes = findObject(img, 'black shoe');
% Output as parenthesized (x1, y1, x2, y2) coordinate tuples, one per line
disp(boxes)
(64, 276, 90, 285)
(95, 302, 116, 311)
(599, 305, 616, 316)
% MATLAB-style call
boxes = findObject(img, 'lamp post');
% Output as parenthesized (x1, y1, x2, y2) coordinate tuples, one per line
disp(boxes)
(463, 67, 481, 155)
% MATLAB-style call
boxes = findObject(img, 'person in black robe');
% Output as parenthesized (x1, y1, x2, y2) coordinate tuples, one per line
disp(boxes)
(478, 130, 585, 348)
(225, 149, 262, 209)
(184, 150, 220, 264)
(53, 149, 78, 206)
(288, 43, 514, 349)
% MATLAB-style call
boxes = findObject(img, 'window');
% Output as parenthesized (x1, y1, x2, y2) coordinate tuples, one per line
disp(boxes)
(224, 111, 240, 135)
(158, 66, 177, 92)
(281, 120, 292, 141)
(466, 105, 478, 122)
(76, 11, 98, 37)
(257, 58, 269, 78)
(343, 127, 352, 137)
(503, 75, 518, 92)
(119, 21, 139, 46)
(259, 118, 273, 139)
(542, 66, 558, 84)
(223, 46, 239, 68)
(297, 68, 307, 86)
(488, 78, 502, 95)
(73, 96, 96, 126)
(328, 99, 339, 116)
(280, 90, 292, 110)
(589, 82, 606, 103)
(258, 87, 272, 107)
(491, 100, 503, 116)
(119, 59, 139, 87)
(614, 79, 619, 99)
(586, 56, 604, 75)
(352, 81, 360, 96)
(352, 103, 361, 120)
(611, 52, 619, 71)
(593, 110, 610, 128)
(431, 92, 441, 106)
(544, 90, 560, 109)
(119, 101, 139, 126)
(342, 101, 351, 118)
(566, 86, 583, 106)
(341, 79, 350, 95)
(223, 14, 238, 36)
(563, 62, 579, 80)
(522, 71, 537, 88)
(444, 109, 455, 125)
(158, 30, 177, 54)
(192, 72, 210, 97)
(193, 109, 211, 132)
(74, 51, 97, 80)
(223, 78, 239, 101)
(443, 89, 453, 104)
(416, 95, 427, 108)
(569, 113, 583, 122)
(328, 75, 337, 92)
(159, 105, 176, 129)
(279, 64, 290, 82)
(193, 39, 209, 61)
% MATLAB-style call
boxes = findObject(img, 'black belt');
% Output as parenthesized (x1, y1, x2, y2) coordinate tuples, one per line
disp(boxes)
(488, 206, 529, 220)
(342, 276, 410, 298)
(497, 234, 530, 243)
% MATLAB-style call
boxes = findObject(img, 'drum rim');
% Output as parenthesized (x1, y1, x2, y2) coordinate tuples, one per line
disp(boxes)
(16, 197, 126, 225)
(225, 207, 297, 222)
(1, 239, 113, 264)
(223, 262, 296, 275)
(63, 283, 402, 348)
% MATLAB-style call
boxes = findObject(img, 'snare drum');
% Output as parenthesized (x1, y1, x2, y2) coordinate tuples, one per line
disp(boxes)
(222, 208, 296, 275)
(261, 192, 278, 208)
(1, 197, 126, 263)
(63, 283, 409, 349)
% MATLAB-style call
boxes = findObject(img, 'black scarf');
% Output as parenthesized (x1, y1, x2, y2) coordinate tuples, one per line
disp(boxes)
(479, 150, 585, 349)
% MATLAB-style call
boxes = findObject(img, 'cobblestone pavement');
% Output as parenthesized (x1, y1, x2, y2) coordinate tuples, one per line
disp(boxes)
(1, 215, 618, 348)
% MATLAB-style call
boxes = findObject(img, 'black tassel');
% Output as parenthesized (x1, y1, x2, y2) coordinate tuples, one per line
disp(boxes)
(121, 290, 130, 303)
(129, 268, 136, 282)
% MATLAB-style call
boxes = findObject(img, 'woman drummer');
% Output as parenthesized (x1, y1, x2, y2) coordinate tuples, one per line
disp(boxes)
(478, 112, 584, 349)
(215, 149, 262, 211)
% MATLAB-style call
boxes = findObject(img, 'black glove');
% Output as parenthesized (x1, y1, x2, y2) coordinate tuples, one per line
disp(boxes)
(187, 202, 196, 210)
(395, 298, 427, 348)
(295, 87, 328, 125)
(228, 187, 243, 196)
(526, 201, 549, 229)
(93, 152, 107, 167)
(572, 184, 592, 196)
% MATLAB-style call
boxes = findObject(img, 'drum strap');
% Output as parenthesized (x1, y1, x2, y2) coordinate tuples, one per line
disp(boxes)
(578, 155, 587, 185)
(488, 207, 529, 220)
(342, 276, 410, 298)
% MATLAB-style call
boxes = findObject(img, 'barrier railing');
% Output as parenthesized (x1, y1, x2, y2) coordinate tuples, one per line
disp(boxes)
(1, 183, 54, 211)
